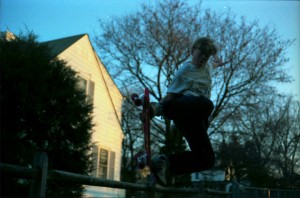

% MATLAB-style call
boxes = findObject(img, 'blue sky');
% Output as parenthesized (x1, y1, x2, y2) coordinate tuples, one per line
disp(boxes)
(1, 0, 299, 100)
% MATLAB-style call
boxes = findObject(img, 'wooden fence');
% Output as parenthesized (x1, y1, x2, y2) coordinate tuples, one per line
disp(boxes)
(0, 152, 231, 198)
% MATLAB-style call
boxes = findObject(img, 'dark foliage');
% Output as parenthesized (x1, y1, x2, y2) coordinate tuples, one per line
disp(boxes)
(218, 135, 274, 186)
(0, 33, 94, 197)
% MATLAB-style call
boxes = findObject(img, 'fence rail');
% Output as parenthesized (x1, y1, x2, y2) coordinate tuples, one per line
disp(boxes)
(232, 184, 300, 198)
(0, 152, 230, 198)
(2, 152, 299, 198)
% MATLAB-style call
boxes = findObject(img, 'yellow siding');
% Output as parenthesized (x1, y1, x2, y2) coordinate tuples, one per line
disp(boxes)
(56, 35, 124, 181)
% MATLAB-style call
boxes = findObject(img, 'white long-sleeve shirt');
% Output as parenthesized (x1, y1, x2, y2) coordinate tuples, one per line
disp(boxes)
(167, 61, 213, 99)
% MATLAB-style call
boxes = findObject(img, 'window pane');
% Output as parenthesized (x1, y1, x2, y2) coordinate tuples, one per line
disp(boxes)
(98, 166, 107, 179)
(77, 76, 87, 94)
(99, 149, 108, 165)
(98, 148, 108, 179)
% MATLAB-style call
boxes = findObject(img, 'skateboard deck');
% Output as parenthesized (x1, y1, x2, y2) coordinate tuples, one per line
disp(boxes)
(131, 88, 155, 186)
(131, 88, 151, 168)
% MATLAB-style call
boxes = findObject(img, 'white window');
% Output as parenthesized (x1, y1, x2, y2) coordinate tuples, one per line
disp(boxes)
(92, 145, 115, 180)
(77, 76, 95, 104)
(98, 148, 108, 178)
(195, 172, 199, 180)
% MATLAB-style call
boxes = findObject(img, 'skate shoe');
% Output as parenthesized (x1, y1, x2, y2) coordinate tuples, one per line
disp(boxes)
(150, 154, 169, 186)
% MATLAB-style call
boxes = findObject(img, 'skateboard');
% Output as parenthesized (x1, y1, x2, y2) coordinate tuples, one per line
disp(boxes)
(131, 88, 156, 188)
(131, 88, 155, 185)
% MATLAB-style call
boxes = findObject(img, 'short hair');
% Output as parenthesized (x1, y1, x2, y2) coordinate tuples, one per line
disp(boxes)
(191, 37, 218, 56)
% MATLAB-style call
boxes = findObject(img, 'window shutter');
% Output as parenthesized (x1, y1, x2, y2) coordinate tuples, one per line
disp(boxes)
(88, 80, 95, 104)
(108, 151, 115, 180)
(92, 145, 99, 177)
(77, 76, 88, 94)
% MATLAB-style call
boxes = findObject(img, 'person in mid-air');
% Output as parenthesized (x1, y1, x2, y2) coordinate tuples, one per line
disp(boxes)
(150, 37, 224, 186)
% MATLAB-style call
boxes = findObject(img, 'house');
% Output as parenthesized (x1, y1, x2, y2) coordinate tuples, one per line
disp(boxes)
(191, 170, 232, 192)
(192, 170, 225, 182)
(0, 31, 16, 41)
(43, 34, 125, 197)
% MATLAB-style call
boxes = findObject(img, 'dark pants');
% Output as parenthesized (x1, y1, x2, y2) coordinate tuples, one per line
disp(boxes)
(162, 95, 215, 175)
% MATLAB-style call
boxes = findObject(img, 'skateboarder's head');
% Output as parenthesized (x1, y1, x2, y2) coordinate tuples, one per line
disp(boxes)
(191, 37, 218, 56)
(191, 37, 218, 67)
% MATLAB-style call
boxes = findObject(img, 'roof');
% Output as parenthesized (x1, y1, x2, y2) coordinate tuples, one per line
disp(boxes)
(42, 34, 86, 58)
(42, 33, 124, 123)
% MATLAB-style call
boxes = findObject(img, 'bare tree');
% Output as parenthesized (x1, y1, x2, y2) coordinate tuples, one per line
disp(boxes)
(95, 0, 292, 130)
(120, 96, 143, 182)
(221, 95, 300, 187)
(95, 0, 294, 184)
(270, 96, 300, 186)
(96, 0, 200, 183)
(95, 0, 201, 98)
(203, 11, 294, 137)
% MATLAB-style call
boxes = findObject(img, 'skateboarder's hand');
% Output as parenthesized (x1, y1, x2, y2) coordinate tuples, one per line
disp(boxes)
(212, 55, 224, 68)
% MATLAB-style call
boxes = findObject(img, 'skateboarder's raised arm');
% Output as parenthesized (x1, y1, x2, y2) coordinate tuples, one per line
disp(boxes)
(212, 54, 224, 68)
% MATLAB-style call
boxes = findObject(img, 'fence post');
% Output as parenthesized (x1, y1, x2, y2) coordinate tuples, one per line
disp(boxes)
(232, 181, 239, 198)
(146, 174, 155, 198)
(29, 152, 48, 198)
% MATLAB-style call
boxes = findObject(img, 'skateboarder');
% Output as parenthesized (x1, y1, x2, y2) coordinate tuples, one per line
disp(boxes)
(150, 37, 224, 186)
